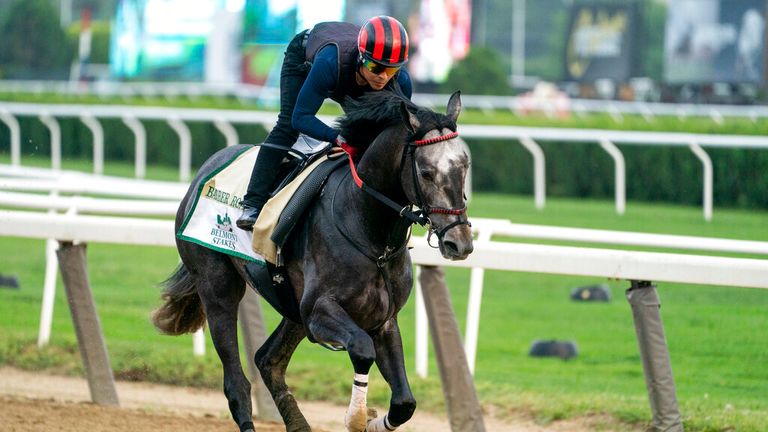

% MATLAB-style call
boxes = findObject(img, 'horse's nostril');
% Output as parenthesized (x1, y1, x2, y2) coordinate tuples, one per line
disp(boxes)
(443, 240, 459, 256)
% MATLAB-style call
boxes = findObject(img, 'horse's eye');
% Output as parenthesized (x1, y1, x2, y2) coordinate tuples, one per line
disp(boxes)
(420, 169, 435, 182)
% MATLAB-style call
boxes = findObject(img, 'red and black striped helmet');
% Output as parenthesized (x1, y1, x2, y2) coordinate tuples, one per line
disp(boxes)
(357, 16, 409, 67)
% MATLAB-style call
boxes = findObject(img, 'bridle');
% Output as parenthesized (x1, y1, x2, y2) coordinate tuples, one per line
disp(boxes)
(405, 130, 471, 246)
(344, 129, 471, 249)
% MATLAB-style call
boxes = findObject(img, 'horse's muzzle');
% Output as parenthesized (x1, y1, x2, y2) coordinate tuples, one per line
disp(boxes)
(438, 224, 473, 260)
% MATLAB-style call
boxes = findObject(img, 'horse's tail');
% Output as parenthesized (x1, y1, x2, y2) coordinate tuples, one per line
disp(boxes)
(151, 263, 206, 335)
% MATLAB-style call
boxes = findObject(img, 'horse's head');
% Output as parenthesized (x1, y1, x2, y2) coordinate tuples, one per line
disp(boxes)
(400, 92, 473, 260)
(338, 90, 474, 260)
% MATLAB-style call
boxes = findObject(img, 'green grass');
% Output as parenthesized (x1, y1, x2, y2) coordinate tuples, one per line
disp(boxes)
(1, 158, 767, 430)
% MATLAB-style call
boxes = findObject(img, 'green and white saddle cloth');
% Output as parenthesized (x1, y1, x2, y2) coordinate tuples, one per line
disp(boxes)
(177, 146, 265, 263)
(178, 137, 333, 265)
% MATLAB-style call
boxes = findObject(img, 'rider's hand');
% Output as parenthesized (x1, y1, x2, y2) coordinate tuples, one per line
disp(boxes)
(336, 135, 360, 160)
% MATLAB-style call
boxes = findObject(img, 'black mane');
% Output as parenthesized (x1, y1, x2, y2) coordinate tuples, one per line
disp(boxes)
(336, 90, 457, 148)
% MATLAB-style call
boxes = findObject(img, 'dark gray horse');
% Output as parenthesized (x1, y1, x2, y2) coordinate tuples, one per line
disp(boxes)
(152, 91, 473, 432)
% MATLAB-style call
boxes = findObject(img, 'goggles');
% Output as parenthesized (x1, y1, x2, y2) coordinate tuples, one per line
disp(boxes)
(362, 58, 400, 76)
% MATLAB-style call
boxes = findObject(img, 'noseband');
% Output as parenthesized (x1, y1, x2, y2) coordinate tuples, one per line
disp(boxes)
(345, 129, 471, 247)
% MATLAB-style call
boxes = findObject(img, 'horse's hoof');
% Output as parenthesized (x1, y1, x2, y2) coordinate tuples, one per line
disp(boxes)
(286, 419, 312, 432)
(345, 409, 368, 432)
(366, 407, 378, 420)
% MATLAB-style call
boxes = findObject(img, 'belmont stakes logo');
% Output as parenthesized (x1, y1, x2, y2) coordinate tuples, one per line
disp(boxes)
(211, 212, 237, 250)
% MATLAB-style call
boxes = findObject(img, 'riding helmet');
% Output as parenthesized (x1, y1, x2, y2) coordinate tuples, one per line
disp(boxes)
(357, 16, 409, 67)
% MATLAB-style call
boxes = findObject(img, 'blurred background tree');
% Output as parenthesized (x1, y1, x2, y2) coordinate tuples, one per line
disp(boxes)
(0, 0, 74, 79)
(442, 46, 513, 95)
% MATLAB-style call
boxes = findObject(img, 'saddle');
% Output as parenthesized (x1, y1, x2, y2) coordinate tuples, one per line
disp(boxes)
(245, 135, 347, 323)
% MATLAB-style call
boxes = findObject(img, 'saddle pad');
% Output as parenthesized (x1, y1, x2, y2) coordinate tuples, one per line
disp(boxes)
(177, 146, 264, 263)
(251, 152, 342, 264)
(270, 156, 348, 248)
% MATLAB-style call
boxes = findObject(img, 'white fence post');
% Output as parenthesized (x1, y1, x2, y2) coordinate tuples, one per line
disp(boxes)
(38, 236, 59, 347)
(599, 139, 626, 215)
(81, 113, 104, 175)
(415, 266, 429, 378)
(39, 113, 61, 171)
(215, 118, 239, 147)
(168, 117, 192, 182)
(689, 141, 713, 222)
(122, 115, 146, 179)
(0, 109, 21, 166)
(519, 136, 546, 210)
(464, 229, 492, 375)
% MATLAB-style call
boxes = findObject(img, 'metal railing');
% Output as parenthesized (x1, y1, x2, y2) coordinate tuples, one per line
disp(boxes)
(3, 101, 768, 221)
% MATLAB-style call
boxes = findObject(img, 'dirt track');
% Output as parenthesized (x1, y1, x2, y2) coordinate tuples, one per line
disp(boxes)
(0, 367, 615, 431)
(0, 395, 275, 432)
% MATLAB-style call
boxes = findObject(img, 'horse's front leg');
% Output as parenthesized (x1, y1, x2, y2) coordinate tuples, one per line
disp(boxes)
(305, 297, 376, 432)
(367, 317, 416, 431)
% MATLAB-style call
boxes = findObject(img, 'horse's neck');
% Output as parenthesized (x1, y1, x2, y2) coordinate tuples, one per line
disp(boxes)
(357, 127, 406, 194)
(348, 128, 408, 246)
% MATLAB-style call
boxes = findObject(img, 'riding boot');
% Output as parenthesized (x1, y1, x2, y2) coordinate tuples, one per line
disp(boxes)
(236, 145, 288, 231)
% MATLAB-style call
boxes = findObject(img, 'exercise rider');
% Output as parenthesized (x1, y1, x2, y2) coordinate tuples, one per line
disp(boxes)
(236, 16, 413, 231)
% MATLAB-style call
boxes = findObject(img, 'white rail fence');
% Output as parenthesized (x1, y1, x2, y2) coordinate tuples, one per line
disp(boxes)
(0, 166, 192, 350)
(2, 206, 767, 369)
(3, 102, 768, 222)
(416, 218, 768, 377)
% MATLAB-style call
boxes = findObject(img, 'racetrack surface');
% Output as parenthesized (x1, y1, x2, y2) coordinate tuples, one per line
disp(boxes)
(0, 367, 613, 431)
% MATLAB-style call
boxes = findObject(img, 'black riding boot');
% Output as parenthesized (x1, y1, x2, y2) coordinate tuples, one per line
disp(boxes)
(236, 145, 288, 231)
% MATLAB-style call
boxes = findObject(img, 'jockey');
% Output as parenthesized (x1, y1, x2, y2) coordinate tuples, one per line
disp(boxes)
(237, 16, 413, 231)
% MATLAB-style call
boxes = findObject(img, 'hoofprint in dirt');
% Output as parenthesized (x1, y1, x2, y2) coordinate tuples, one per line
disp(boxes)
(0, 367, 625, 431)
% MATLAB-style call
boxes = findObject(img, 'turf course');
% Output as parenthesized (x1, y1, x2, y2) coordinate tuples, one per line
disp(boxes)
(1, 158, 767, 431)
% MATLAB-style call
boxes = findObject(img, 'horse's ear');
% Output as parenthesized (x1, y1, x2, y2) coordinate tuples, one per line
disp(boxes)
(446, 90, 462, 122)
(400, 102, 420, 133)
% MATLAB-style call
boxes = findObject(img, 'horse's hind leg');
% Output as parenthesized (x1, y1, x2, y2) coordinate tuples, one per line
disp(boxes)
(195, 255, 254, 432)
(305, 298, 377, 432)
(254, 317, 309, 432)
(367, 318, 416, 431)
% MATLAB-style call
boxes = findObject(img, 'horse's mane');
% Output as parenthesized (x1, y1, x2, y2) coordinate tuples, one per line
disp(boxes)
(336, 89, 457, 149)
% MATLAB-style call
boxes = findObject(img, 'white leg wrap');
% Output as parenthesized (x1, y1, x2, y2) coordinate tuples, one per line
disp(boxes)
(366, 415, 397, 432)
(345, 374, 369, 432)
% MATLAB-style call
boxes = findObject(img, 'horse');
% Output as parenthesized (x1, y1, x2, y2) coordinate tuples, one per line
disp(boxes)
(152, 90, 473, 432)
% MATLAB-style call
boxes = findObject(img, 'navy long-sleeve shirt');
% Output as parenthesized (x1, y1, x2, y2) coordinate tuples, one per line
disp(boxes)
(291, 45, 413, 144)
